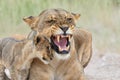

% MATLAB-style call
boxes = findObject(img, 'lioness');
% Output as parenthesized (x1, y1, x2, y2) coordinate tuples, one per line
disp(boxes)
(23, 9, 92, 80)
(0, 34, 53, 80)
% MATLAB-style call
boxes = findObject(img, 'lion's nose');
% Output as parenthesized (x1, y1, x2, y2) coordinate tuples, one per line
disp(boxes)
(60, 27, 69, 32)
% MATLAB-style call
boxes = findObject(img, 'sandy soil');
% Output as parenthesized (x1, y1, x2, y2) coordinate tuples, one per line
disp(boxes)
(85, 50, 120, 80)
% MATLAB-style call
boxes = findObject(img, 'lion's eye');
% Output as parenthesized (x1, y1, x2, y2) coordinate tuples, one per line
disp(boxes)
(66, 18, 73, 23)
(46, 46, 50, 50)
(46, 20, 56, 24)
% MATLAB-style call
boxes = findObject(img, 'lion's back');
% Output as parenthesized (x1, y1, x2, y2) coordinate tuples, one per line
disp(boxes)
(0, 38, 19, 65)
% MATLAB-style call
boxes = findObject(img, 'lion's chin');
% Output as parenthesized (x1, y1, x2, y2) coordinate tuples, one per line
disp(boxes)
(50, 34, 72, 54)
(54, 52, 70, 60)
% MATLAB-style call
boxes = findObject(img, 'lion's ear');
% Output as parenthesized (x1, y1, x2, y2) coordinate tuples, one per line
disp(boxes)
(23, 16, 39, 30)
(72, 13, 81, 20)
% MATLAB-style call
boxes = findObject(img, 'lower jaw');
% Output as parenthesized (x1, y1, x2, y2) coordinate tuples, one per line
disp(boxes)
(53, 45, 70, 54)
(50, 40, 70, 54)
(54, 52, 70, 60)
(58, 50, 70, 54)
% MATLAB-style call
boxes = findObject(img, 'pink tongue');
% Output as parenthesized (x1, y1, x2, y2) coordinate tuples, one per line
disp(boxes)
(54, 38, 67, 49)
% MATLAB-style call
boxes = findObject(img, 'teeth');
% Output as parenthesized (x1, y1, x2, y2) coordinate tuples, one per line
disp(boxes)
(66, 46, 70, 50)
(58, 46, 70, 51)
(57, 35, 60, 42)
(61, 35, 64, 38)
(68, 35, 70, 40)
(58, 46, 62, 51)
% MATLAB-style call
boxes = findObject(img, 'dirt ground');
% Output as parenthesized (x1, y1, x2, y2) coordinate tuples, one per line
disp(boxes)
(85, 50, 120, 80)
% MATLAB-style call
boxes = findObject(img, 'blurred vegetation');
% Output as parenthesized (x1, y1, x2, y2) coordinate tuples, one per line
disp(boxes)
(0, 0, 120, 52)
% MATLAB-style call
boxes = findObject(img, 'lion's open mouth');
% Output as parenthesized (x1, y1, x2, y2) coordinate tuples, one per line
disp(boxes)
(51, 34, 72, 54)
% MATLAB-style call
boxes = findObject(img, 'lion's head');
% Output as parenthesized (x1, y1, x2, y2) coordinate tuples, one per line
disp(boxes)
(33, 34, 53, 64)
(23, 9, 80, 59)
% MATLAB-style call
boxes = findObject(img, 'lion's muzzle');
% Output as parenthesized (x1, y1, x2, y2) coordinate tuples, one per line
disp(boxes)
(51, 34, 72, 54)
(60, 27, 69, 34)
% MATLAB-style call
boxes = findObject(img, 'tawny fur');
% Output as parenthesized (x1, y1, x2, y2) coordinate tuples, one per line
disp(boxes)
(23, 9, 92, 80)
(11, 34, 26, 40)
(28, 38, 86, 80)
(73, 28, 92, 68)
(0, 35, 53, 80)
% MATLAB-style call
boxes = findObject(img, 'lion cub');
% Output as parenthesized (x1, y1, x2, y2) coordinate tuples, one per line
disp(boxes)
(0, 34, 53, 80)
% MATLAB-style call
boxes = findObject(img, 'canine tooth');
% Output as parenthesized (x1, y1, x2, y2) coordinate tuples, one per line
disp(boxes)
(66, 46, 70, 50)
(59, 46, 62, 51)
(57, 35, 60, 42)
(68, 35, 70, 40)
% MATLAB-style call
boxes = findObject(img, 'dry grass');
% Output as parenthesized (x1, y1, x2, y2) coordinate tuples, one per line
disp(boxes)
(0, 0, 120, 52)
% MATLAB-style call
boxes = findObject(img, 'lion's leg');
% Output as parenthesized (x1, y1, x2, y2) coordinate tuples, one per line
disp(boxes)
(4, 74, 10, 80)
(74, 28, 92, 68)
(80, 39, 92, 68)
(9, 66, 19, 80)
(17, 69, 29, 80)
(63, 62, 86, 80)
(0, 64, 5, 80)
(10, 70, 16, 80)
(77, 43, 92, 68)
(9, 66, 29, 80)
(28, 67, 52, 80)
